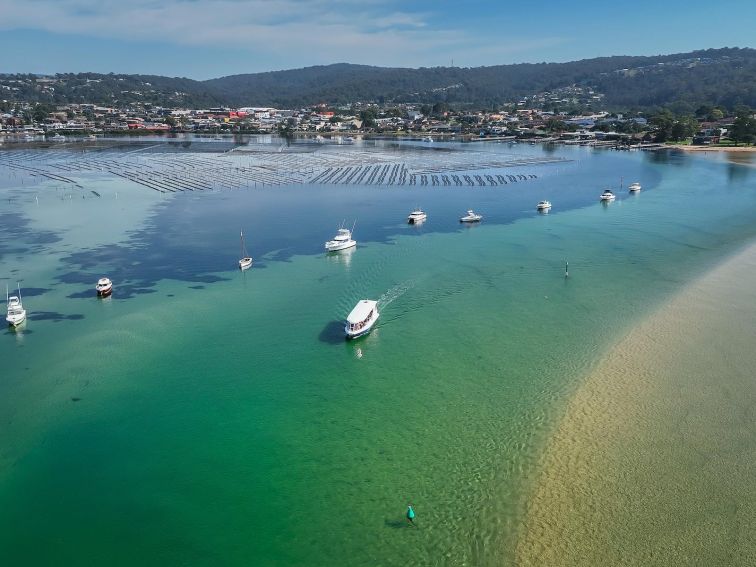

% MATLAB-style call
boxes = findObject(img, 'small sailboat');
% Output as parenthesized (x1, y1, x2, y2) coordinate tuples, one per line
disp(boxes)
(6, 284, 27, 327)
(459, 210, 482, 223)
(95, 277, 113, 297)
(239, 230, 253, 270)
(325, 222, 357, 252)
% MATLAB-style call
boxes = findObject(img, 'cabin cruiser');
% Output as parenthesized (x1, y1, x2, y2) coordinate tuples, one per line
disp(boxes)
(459, 210, 482, 223)
(600, 189, 616, 201)
(407, 209, 427, 224)
(95, 277, 113, 297)
(536, 201, 552, 211)
(6, 286, 26, 326)
(628, 182, 642, 192)
(325, 226, 357, 252)
(345, 300, 379, 339)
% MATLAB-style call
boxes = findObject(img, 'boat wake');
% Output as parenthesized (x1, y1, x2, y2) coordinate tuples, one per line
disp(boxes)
(378, 280, 415, 310)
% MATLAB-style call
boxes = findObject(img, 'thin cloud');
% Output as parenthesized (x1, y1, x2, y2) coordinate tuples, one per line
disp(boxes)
(0, 0, 569, 70)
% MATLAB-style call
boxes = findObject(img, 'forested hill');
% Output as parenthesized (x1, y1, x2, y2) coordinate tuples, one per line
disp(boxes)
(2, 47, 754, 110)
(206, 48, 756, 110)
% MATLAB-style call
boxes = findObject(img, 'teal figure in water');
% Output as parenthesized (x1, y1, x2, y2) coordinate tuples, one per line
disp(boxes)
(406, 505, 415, 526)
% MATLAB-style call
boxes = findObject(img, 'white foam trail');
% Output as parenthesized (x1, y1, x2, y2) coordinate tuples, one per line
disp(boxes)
(378, 280, 415, 310)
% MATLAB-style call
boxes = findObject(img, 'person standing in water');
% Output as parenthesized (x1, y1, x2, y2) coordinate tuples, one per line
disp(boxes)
(406, 504, 416, 526)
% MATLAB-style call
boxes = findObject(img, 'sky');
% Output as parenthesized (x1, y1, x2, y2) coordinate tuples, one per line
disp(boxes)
(0, 0, 754, 79)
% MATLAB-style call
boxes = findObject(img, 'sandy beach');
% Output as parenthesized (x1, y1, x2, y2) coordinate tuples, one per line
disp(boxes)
(670, 144, 756, 152)
(516, 241, 756, 566)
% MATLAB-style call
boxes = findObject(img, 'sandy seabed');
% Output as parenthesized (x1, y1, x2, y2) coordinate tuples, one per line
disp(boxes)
(516, 242, 756, 566)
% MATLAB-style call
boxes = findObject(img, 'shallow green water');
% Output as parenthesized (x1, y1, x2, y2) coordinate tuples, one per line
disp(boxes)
(0, 144, 754, 565)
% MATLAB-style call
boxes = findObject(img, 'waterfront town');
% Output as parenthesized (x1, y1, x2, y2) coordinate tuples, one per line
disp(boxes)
(0, 82, 750, 148)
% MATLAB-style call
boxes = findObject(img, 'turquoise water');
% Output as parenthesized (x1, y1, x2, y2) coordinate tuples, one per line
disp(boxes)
(1, 142, 755, 565)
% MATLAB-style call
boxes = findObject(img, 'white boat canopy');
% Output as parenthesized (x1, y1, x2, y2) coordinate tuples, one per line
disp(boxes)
(346, 300, 377, 324)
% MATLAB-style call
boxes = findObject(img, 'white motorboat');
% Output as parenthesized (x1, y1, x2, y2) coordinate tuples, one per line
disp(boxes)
(422, 136, 433, 143)
(600, 189, 616, 201)
(6, 284, 26, 327)
(50, 134, 66, 141)
(408, 209, 427, 224)
(325, 224, 357, 252)
(459, 210, 482, 223)
(537, 200, 552, 211)
(95, 277, 113, 297)
(628, 182, 642, 192)
(239, 230, 253, 270)
(345, 299, 379, 339)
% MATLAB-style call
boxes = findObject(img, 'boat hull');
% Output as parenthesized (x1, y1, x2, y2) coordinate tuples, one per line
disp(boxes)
(344, 312, 379, 339)
(6, 312, 26, 326)
(239, 258, 253, 270)
(325, 240, 356, 252)
(96, 287, 112, 297)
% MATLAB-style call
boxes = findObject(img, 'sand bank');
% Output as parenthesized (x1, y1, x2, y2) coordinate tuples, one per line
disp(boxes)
(670, 144, 756, 152)
(516, 241, 756, 566)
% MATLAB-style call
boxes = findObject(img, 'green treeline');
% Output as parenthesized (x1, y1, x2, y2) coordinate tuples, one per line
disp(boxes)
(1, 48, 754, 111)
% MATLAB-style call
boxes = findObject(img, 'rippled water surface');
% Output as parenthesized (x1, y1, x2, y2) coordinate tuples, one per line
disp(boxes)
(0, 139, 754, 565)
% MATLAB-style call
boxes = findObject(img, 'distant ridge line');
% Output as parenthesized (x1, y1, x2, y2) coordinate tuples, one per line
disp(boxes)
(1, 47, 754, 110)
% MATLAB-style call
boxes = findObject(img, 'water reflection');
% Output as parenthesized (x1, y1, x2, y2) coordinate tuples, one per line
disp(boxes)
(325, 246, 355, 268)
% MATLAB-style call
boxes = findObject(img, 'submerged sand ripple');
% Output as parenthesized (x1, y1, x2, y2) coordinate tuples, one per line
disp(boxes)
(516, 243, 756, 566)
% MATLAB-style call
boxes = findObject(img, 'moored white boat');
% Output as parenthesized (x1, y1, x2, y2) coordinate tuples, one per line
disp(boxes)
(345, 299, 379, 339)
(459, 209, 482, 222)
(628, 182, 642, 192)
(6, 284, 26, 326)
(600, 189, 616, 201)
(536, 200, 552, 211)
(239, 230, 253, 270)
(325, 224, 357, 252)
(408, 209, 427, 224)
(95, 277, 113, 297)
(422, 136, 433, 143)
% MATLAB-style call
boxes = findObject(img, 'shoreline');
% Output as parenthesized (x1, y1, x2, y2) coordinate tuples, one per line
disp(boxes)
(668, 144, 756, 152)
(516, 240, 756, 565)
